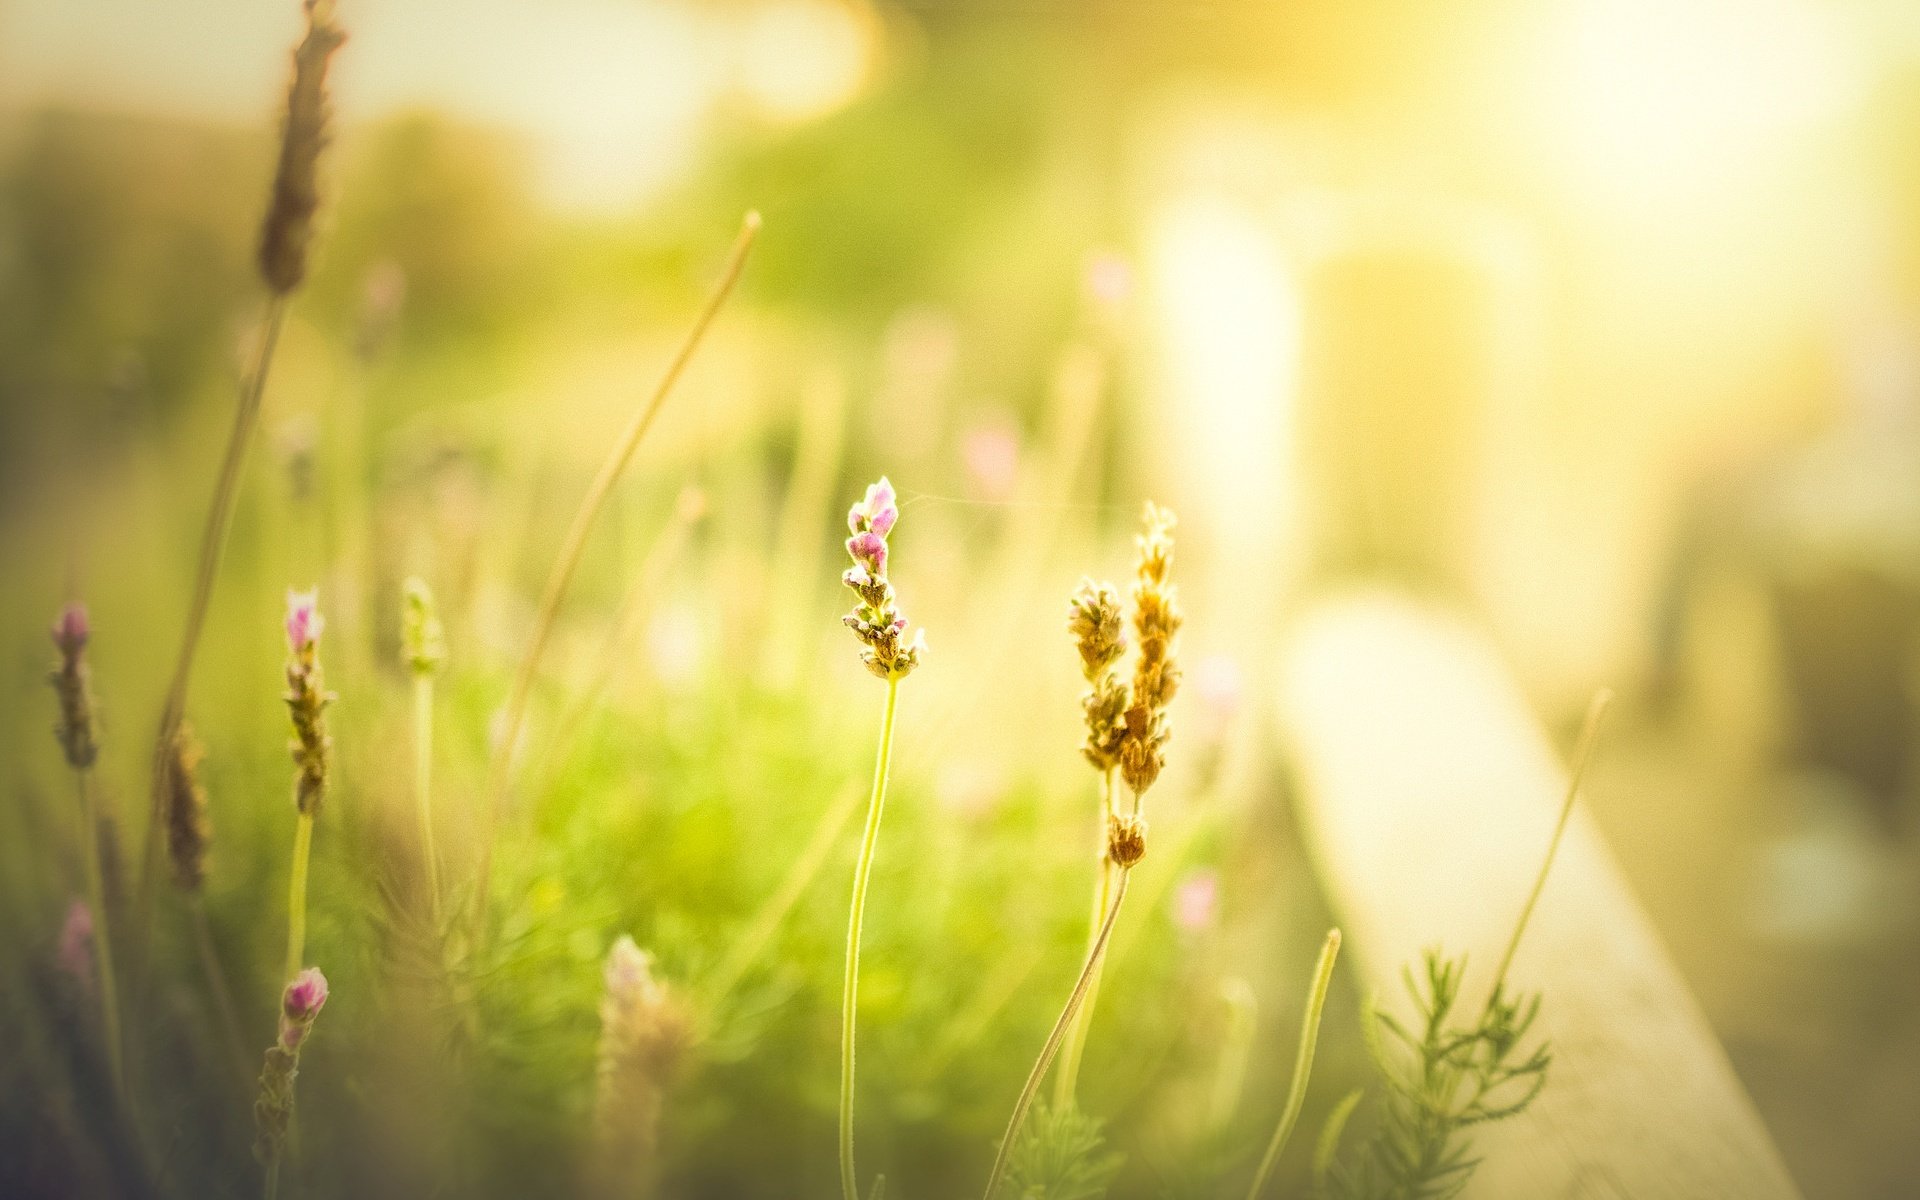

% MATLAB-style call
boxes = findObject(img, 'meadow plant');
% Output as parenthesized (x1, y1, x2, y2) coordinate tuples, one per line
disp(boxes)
(48, 603, 126, 1106)
(984, 503, 1182, 1200)
(837, 476, 923, 1200)
(590, 936, 693, 1199)
(282, 589, 334, 985)
(254, 966, 330, 1194)
(142, 0, 345, 956)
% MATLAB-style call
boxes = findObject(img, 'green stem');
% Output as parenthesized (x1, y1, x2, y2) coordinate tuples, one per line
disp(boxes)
(1052, 771, 1116, 1109)
(1487, 689, 1611, 1006)
(285, 809, 314, 984)
(1245, 928, 1342, 1200)
(982, 868, 1132, 1200)
(840, 675, 901, 1200)
(75, 770, 128, 1108)
(412, 672, 440, 923)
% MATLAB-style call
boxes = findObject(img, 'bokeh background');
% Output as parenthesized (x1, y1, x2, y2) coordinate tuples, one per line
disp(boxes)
(4, 0, 1920, 1196)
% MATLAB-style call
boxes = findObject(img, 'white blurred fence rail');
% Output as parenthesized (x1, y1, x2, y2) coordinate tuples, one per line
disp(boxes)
(1274, 591, 1801, 1200)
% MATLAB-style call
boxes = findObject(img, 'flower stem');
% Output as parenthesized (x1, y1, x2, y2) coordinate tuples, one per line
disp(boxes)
(840, 675, 901, 1200)
(1052, 771, 1116, 1109)
(1245, 928, 1342, 1200)
(141, 297, 289, 955)
(982, 868, 1132, 1200)
(75, 769, 128, 1108)
(412, 672, 440, 923)
(285, 809, 314, 984)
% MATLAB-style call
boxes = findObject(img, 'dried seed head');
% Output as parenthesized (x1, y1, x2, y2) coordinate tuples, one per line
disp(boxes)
(284, 589, 333, 816)
(1069, 580, 1129, 772)
(258, 0, 347, 296)
(401, 577, 446, 676)
(164, 722, 213, 893)
(1106, 812, 1148, 868)
(1119, 503, 1181, 798)
(841, 477, 924, 681)
(48, 603, 99, 771)
(592, 936, 693, 1195)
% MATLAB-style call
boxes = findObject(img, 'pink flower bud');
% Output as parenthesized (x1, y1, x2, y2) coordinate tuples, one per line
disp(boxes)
(51, 604, 89, 656)
(285, 589, 324, 653)
(847, 530, 888, 575)
(283, 966, 329, 1024)
(847, 477, 899, 536)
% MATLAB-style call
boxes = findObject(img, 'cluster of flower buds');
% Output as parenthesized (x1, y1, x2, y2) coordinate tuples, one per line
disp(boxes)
(258, 0, 346, 296)
(1118, 503, 1181, 798)
(841, 478, 924, 681)
(401, 576, 446, 676)
(1068, 581, 1128, 772)
(284, 590, 333, 816)
(592, 936, 692, 1195)
(164, 722, 212, 892)
(253, 967, 330, 1164)
(48, 604, 98, 771)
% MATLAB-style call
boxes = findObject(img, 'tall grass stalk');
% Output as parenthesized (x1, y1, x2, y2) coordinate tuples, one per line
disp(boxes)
(141, 299, 288, 946)
(981, 867, 1132, 1200)
(478, 211, 760, 899)
(1486, 689, 1613, 1005)
(412, 673, 439, 920)
(1245, 928, 1342, 1200)
(188, 897, 253, 1086)
(840, 675, 900, 1200)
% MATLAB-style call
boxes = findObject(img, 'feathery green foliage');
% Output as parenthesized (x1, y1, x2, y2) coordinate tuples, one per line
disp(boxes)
(1316, 951, 1550, 1200)
(1005, 1100, 1124, 1200)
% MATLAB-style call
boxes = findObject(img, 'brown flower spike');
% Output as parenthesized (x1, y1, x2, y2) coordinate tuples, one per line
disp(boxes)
(1118, 502, 1181, 800)
(1067, 581, 1128, 773)
(164, 723, 213, 892)
(284, 590, 333, 816)
(258, 0, 346, 296)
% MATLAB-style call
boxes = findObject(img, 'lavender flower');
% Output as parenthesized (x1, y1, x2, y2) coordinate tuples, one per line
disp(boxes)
(841, 477, 924, 681)
(592, 937, 691, 1197)
(254, 967, 330, 1165)
(1118, 503, 1181, 800)
(284, 589, 333, 816)
(48, 604, 98, 770)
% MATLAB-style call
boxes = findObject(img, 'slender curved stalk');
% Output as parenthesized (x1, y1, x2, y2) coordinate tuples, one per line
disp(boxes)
(284, 810, 314, 984)
(412, 672, 440, 922)
(1245, 928, 1342, 1200)
(705, 783, 862, 1010)
(1487, 689, 1611, 1002)
(142, 300, 289, 935)
(840, 676, 901, 1200)
(188, 897, 253, 1088)
(982, 868, 1132, 1200)
(75, 771, 127, 1106)
(1053, 770, 1115, 1108)
(479, 213, 760, 891)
